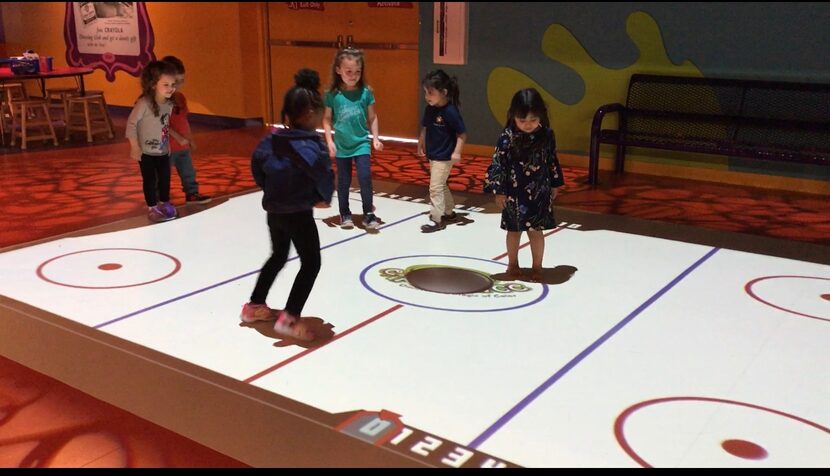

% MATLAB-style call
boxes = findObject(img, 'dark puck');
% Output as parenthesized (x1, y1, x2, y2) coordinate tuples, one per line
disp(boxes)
(404, 265, 494, 294)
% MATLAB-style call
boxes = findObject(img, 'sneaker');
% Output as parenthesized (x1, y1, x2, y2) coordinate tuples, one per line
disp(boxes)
(159, 202, 177, 220)
(340, 216, 354, 230)
(442, 211, 459, 222)
(420, 220, 446, 233)
(147, 205, 166, 222)
(274, 310, 315, 341)
(186, 192, 211, 204)
(362, 213, 381, 229)
(240, 302, 279, 323)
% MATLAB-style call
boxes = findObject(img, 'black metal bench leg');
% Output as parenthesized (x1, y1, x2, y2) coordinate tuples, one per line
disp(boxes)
(615, 144, 626, 174)
(588, 137, 600, 185)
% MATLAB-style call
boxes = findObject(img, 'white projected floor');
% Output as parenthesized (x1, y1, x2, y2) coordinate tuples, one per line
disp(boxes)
(0, 190, 828, 467)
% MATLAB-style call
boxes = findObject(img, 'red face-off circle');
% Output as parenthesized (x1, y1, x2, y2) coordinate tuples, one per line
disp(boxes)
(37, 248, 181, 289)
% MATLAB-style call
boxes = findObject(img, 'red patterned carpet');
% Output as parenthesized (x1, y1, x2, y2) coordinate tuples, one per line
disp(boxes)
(370, 147, 830, 244)
(1, 125, 829, 248)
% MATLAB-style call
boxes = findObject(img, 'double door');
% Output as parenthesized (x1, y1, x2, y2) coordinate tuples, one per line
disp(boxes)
(265, 2, 420, 138)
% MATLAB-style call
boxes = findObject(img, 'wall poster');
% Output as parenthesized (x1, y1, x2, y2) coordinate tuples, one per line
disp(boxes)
(64, 2, 156, 81)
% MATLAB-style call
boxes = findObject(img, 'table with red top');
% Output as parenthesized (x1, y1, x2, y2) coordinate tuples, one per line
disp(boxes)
(0, 66, 95, 97)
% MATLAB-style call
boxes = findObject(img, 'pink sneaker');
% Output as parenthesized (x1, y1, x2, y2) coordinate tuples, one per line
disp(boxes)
(274, 310, 315, 342)
(240, 302, 279, 323)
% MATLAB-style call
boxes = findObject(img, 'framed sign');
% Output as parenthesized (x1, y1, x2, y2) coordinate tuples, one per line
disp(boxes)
(64, 2, 156, 81)
(433, 2, 467, 65)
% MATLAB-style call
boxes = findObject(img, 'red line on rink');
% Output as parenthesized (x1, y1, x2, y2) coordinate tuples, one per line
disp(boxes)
(246, 226, 566, 383)
(244, 304, 404, 383)
(490, 227, 564, 261)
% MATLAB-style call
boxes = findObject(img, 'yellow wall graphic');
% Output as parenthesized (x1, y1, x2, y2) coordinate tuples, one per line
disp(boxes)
(487, 11, 704, 161)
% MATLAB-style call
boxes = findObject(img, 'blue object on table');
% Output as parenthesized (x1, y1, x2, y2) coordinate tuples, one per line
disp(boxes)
(10, 58, 40, 75)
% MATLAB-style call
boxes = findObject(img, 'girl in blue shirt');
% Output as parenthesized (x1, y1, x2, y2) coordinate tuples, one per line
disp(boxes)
(417, 69, 467, 233)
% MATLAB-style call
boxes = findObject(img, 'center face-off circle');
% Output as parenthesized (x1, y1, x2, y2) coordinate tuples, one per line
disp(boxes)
(361, 255, 548, 312)
(36, 248, 181, 289)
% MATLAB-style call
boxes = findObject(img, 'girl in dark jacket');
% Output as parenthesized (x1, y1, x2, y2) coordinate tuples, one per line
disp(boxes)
(241, 69, 334, 341)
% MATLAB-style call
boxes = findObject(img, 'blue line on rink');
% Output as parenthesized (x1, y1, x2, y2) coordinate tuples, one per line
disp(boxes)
(93, 211, 426, 329)
(468, 247, 721, 449)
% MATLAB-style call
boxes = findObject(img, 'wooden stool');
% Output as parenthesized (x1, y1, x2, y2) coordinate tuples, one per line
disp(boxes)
(2, 83, 27, 103)
(46, 87, 81, 124)
(81, 90, 114, 132)
(9, 99, 59, 150)
(65, 94, 115, 142)
(1, 83, 28, 144)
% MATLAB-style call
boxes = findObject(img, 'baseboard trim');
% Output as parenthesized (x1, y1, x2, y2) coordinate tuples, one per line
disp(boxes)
(462, 143, 829, 195)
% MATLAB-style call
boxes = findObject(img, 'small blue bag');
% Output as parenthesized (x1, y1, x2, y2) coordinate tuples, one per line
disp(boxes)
(10, 58, 39, 75)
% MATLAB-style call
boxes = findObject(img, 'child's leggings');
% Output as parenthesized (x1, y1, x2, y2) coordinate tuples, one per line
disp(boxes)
(139, 153, 171, 206)
(250, 210, 321, 316)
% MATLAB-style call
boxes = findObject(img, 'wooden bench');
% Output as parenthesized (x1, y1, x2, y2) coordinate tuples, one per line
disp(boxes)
(588, 73, 830, 185)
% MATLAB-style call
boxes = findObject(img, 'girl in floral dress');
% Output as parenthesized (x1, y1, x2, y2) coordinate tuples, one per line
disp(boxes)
(484, 88, 565, 281)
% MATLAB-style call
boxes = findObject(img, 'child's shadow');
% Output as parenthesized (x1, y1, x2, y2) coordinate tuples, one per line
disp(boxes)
(239, 316, 335, 348)
(490, 265, 578, 285)
(321, 215, 341, 228)
(321, 214, 384, 234)
(447, 212, 475, 227)
(416, 211, 475, 232)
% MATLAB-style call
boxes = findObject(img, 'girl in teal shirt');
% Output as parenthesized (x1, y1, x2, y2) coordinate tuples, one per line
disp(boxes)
(323, 47, 383, 230)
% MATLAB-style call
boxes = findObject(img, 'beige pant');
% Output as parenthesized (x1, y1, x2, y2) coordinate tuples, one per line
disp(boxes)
(428, 157, 460, 222)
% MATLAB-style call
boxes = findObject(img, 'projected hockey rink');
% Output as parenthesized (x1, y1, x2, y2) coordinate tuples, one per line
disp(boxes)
(0, 188, 828, 468)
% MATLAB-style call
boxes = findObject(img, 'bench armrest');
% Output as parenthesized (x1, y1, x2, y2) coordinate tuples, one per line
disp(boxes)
(588, 103, 625, 185)
(590, 103, 625, 137)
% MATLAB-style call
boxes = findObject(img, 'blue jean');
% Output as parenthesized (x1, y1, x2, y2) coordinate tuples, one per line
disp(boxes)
(170, 149, 199, 195)
(336, 154, 373, 218)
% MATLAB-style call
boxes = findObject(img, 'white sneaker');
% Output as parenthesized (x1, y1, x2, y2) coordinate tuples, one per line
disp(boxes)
(274, 311, 315, 341)
(340, 217, 354, 229)
(363, 214, 381, 229)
